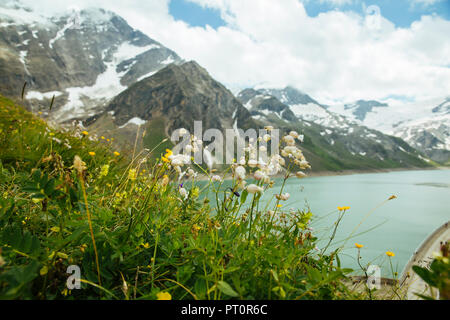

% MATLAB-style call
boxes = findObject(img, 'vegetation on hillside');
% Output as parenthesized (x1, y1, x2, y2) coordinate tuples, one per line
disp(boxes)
(0, 95, 446, 300)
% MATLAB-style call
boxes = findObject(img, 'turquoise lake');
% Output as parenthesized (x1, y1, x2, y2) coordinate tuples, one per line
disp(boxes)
(203, 169, 450, 277)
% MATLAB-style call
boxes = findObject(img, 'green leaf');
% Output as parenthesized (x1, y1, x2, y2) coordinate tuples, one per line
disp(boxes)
(412, 266, 437, 287)
(270, 269, 279, 282)
(22, 185, 39, 193)
(44, 178, 56, 196)
(306, 266, 322, 283)
(335, 251, 341, 268)
(194, 279, 207, 298)
(217, 281, 239, 297)
(32, 169, 41, 183)
(240, 189, 248, 204)
(414, 293, 435, 300)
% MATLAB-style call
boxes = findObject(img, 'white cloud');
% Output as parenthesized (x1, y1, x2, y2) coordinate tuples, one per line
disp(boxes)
(19, 0, 450, 104)
(318, 0, 354, 6)
(411, 0, 445, 7)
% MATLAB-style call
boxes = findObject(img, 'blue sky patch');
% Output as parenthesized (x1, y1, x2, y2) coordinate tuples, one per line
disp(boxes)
(302, 0, 449, 28)
(169, 0, 449, 29)
(169, 0, 226, 29)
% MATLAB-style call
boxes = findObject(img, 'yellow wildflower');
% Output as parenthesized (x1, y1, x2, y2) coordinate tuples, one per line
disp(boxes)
(81, 131, 89, 136)
(162, 149, 173, 163)
(57, 252, 69, 259)
(355, 243, 364, 249)
(101, 136, 105, 140)
(156, 292, 172, 300)
(114, 151, 120, 156)
(128, 169, 137, 181)
(40, 266, 48, 276)
(61, 288, 70, 296)
(386, 251, 395, 257)
(191, 187, 200, 198)
(338, 206, 350, 211)
(277, 204, 283, 208)
(100, 164, 109, 177)
(88, 152, 96, 156)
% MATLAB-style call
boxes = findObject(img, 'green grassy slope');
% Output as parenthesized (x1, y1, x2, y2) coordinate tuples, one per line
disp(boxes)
(0, 95, 367, 300)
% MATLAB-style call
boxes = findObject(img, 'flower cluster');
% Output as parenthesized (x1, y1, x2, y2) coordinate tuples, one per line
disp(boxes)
(230, 130, 310, 196)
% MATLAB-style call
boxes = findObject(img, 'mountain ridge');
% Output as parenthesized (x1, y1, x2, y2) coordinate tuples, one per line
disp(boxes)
(0, 1, 443, 170)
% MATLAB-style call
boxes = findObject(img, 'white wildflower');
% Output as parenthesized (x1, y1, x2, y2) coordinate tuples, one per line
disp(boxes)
(283, 135, 296, 146)
(235, 166, 246, 180)
(247, 184, 264, 194)
(248, 159, 258, 168)
(289, 131, 299, 139)
(276, 193, 290, 201)
(296, 171, 307, 179)
(179, 187, 188, 199)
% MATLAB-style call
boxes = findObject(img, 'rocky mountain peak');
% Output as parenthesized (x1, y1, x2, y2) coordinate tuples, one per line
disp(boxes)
(97, 60, 254, 132)
(0, 3, 182, 121)
(344, 100, 389, 121)
(432, 97, 450, 114)
(260, 86, 323, 107)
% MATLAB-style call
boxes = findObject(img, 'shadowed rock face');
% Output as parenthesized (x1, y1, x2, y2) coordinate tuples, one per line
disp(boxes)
(261, 86, 324, 107)
(237, 88, 296, 122)
(99, 61, 255, 134)
(432, 98, 450, 114)
(344, 100, 388, 121)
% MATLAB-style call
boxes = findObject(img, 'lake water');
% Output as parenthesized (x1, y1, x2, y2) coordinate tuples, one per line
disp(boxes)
(204, 169, 450, 277)
(265, 169, 450, 276)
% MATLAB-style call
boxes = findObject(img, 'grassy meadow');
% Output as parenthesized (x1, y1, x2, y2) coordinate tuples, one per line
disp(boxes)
(0, 95, 447, 300)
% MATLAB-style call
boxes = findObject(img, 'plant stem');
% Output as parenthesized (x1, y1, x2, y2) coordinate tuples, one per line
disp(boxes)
(321, 211, 344, 255)
(79, 173, 102, 286)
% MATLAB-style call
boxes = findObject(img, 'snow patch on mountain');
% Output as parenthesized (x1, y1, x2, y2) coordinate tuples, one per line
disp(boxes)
(26, 90, 62, 100)
(55, 41, 160, 121)
(119, 117, 146, 128)
(0, 1, 50, 25)
(290, 103, 329, 120)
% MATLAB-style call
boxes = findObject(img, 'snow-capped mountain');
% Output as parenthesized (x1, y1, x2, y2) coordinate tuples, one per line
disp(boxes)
(237, 87, 432, 169)
(240, 87, 449, 164)
(85, 61, 255, 158)
(329, 97, 450, 163)
(238, 86, 362, 131)
(0, 0, 440, 170)
(0, 0, 182, 121)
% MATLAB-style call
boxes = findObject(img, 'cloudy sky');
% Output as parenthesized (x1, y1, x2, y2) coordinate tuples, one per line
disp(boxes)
(21, 0, 450, 104)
